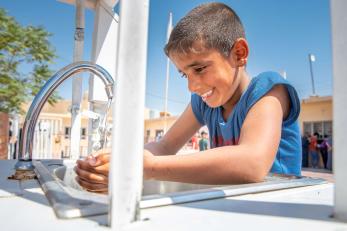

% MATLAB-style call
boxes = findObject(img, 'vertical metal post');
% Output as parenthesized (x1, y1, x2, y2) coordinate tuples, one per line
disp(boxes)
(70, 0, 85, 159)
(88, 0, 119, 155)
(109, 0, 149, 228)
(308, 54, 316, 96)
(163, 12, 172, 133)
(331, 0, 347, 222)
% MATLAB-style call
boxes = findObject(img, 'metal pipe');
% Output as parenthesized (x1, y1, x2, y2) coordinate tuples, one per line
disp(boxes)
(109, 0, 149, 228)
(70, 0, 85, 159)
(15, 61, 114, 171)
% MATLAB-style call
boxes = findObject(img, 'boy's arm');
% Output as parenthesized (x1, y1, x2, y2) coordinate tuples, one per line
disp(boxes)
(144, 85, 290, 184)
(75, 103, 202, 192)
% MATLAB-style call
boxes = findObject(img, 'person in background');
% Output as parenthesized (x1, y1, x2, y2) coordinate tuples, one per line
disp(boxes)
(319, 134, 330, 169)
(199, 131, 209, 151)
(309, 134, 319, 168)
(326, 135, 333, 171)
(301, 133, 309, 168)
(155, 131, 163, 142)
(191, 133, 199, 150)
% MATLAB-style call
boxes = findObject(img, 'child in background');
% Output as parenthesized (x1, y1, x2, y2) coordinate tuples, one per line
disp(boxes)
(191, 133, 199, 150)
(75, 2, 301, 193)
(199, 131, 208, 151)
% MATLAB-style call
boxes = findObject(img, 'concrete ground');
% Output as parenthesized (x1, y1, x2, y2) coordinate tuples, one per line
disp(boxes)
(302, 168, 334, 182)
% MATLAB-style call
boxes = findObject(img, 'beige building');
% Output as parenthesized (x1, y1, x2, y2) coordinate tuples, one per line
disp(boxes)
(299, 95, 332, 136)
(144, 113, 178, 143)
(15, 94, 331, 159)
(20, 94, 93, 159)
(18, 94, 178, 159)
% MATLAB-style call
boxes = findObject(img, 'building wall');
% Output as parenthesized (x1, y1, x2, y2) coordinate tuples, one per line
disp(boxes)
(20, 94, 95, 159)
(0, 112, 9, 159)
(144, 116, 178, 143)
(32, 113, 90, 159)
(298, 96, 332, 135)
(19, 95, 167, 158)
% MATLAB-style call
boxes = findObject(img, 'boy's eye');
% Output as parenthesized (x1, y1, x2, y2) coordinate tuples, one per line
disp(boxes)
(194, 66, 206, 73)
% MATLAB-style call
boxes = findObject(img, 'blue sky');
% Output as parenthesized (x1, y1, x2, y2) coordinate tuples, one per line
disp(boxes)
(1, 0, 332, 115)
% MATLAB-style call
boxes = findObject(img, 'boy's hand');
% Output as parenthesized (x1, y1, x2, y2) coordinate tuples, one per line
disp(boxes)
(75, 149, 110, 193)
(75, 149, 156, 193)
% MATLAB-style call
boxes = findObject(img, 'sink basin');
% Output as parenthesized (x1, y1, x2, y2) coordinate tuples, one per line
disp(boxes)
(53, 160, 219, 195)
(33, 159, 326, 219)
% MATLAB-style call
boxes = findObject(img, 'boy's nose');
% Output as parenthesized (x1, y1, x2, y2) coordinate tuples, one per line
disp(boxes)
(187, 75, 201, 93)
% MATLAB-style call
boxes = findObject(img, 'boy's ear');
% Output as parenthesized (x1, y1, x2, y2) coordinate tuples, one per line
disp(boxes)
(231, 38, 249, 67)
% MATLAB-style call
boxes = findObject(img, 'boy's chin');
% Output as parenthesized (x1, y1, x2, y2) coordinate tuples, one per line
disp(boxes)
(205, 101, 221, 108)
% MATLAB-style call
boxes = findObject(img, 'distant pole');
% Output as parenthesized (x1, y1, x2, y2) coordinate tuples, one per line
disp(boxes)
(308, 53, 316, 96)
(164, 12, 172, 133)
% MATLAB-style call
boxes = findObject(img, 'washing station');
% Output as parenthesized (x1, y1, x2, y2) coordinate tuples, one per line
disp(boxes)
(13, 61, 326, 219)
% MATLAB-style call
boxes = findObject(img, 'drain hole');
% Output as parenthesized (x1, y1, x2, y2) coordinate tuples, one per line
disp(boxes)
(79, 200, 93, 206)
(48, 163, 64, 167)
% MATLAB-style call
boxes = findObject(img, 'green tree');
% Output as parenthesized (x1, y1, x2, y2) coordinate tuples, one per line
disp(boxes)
(0, 8, 60, 114)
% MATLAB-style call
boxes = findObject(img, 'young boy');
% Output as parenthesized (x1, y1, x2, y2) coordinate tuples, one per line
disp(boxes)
(199, 131, 208, 151)
(75, 2, 301, 193)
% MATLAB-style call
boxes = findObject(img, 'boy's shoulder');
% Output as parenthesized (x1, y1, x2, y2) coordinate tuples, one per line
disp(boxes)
(246, 71, 295, 103)
(251, 71, 289, 86)
(247, 71, 300, 125)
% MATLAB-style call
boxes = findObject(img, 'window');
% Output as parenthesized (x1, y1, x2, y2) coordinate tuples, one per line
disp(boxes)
(323, 121, 332, 136)
(64, 127, 71, 139)
(303, 121, 333, 136)
(303, 122, 312, 135)
(313, 122, 323, 135)
(81, 128, 87, 139)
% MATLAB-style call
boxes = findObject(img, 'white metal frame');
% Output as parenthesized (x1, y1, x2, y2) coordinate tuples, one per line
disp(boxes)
(331, 0, 347, 222)
(109, 0, 149, 228)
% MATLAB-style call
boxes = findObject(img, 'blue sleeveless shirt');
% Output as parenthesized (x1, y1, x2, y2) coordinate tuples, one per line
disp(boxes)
(191, 72, 302, 176)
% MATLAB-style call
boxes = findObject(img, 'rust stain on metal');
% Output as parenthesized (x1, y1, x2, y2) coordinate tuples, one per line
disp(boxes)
(8, 170, 37, 180)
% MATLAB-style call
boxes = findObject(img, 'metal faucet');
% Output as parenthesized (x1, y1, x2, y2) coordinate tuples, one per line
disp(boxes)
(15, 61, 114, 171)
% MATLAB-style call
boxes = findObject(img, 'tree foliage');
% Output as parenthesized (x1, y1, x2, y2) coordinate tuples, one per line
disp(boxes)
(0, 8, 60, 114)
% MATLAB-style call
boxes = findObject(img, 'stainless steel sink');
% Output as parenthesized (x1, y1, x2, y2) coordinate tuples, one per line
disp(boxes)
(53, 160, 219, 196)
(33, 159, 326, 219)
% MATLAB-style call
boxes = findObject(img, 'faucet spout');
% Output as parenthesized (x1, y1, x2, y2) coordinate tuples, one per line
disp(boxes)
(15, 61, 114, 171)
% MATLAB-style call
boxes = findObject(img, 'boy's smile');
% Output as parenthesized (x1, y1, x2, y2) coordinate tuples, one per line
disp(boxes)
(170, 46, 250, 118)
(200, 89, 214, 102)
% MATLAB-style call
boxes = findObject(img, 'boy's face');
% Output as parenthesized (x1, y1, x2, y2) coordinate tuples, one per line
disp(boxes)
(170, 46, 243, 109)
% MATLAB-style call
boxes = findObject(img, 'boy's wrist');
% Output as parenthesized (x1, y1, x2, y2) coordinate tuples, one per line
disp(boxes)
(143, 150, 156, 180)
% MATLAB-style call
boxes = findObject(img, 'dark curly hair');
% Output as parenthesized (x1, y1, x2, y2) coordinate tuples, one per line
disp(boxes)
(164, 2, 245, 58)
